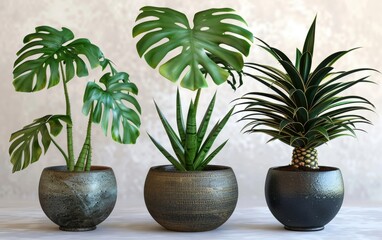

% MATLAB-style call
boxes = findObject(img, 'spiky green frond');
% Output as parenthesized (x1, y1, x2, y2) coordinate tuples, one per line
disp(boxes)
(149, 90, 232, 171)
(235, 17, 377, 148)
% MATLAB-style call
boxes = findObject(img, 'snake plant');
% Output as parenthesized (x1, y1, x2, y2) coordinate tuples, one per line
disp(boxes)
(132, 6, 252, 170)
(149, 89, 233, 171)
(236, 17, 376, 169)
(9, 26, 141, 172)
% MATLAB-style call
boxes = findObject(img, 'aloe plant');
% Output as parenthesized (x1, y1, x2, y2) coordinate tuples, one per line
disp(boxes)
(9, 26, 141, 172)
(149, 89, 233, 171)
(235, 17, 377, 169)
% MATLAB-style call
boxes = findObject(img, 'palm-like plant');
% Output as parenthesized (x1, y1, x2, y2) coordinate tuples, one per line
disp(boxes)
(9, 26, 141, 172)
(133, 6, 252, 170)
(236, 17, 376, 169)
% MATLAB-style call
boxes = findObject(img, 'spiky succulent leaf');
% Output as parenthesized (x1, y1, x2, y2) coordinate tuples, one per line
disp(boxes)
(196, 140, 228, 170)
(148, 133, 186, 171)
(82, 71, 141, 144)
(133, 6, 253, 90)
(193, 107, 234, 169)
(176, 88, 186, 145)
(197, 92, 216, 150)
(184, 100, 197, 169)
(9, 115, 71, 172)
(13, 26, 103, 92)
(149, 90, 232, 171)
(235, 17, 376, 148)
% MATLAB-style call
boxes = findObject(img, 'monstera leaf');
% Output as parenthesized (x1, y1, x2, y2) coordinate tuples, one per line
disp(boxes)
(133, 6, 253, 90)
(82, 72, 141, 144)
(9, 115, 71, 172)
(13, 26, 103, 92)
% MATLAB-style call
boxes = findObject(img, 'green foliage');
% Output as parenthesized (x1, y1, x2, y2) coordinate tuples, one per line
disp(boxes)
(133, 6, 253, 90)
(9, 26, 141, 172)
(9, 115, 71, 173)
(83, 70, 141, 144)
(235, 17, 377, 149)
(13, 26, 102, 92)
(149, 89, 233, 171)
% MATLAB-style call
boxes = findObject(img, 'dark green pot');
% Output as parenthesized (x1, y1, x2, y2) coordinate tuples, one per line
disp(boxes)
(265, 166, 344, 231)
(144, 165, 238, 232)
(39, 166, 117, 231)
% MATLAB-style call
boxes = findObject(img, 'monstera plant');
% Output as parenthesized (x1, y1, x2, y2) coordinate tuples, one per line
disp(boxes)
(10, 26, 141, 172)
(133, 6, 253, 232)
(235, 17, 376, 231)
(9, 26, 141, 231)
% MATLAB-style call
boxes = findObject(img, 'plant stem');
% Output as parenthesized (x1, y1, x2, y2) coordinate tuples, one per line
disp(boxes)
(50, 137, 69, 166)
(75, 106, 93, 171)
(60, 62, 75, 171)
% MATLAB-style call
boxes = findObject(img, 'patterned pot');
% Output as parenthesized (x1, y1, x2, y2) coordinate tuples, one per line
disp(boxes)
(39, 166, 117, 231)
(144, 165, 238, 232)
(265, 166, 344, 231)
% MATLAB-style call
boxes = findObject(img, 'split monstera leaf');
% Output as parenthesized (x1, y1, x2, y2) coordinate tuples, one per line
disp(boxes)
(133, 6, 253, 90)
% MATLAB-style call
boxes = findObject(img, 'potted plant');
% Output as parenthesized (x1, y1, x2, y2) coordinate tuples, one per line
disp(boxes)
(235, 17, 376, 231)
(9, 26, 141, 231)
(132, 6, 253, 231)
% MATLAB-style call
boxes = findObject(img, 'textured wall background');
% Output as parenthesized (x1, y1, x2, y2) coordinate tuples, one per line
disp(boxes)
(0, 0, 381, 208)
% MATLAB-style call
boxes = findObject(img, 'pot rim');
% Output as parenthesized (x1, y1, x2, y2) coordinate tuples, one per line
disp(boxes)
(149, 164, 233, 173)
(43, 165, 113, 172)
(269, 165, 340, 172)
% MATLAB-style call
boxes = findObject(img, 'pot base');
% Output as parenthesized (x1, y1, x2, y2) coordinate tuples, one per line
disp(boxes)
(284, 226, 324, 231)
(59, 226, 96, 232)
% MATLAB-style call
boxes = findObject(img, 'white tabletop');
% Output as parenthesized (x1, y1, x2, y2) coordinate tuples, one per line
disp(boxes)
(0, 205, 381, 240)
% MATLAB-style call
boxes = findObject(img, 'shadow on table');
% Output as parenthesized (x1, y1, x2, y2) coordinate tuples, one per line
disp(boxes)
(231, 223, 285, 231)
(107, 221, 167, 232)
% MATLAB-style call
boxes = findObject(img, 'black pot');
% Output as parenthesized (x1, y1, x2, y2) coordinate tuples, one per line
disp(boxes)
(39, 166, 117, 231)
(144, 165, 238, 232)
(265, 166, 344, 231)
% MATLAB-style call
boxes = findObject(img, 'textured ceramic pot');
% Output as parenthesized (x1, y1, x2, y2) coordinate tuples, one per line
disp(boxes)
(265, 166, 344, 231)
(39, 166, 117, 231)
(144, 165, 238, 232)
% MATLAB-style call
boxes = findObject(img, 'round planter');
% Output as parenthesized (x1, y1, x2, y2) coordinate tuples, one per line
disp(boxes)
(38, 166, 117, 231)
(265, 166, 344, 231)
(144, 165, 238, 232)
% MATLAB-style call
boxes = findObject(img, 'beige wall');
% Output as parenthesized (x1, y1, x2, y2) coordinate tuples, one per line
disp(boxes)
(0, 0, 381, 207)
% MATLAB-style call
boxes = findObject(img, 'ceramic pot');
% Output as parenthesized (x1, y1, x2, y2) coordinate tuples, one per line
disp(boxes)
(39, 166, 117, 231)
(144, 165, 238, 232)
(265, 166, 344, 231)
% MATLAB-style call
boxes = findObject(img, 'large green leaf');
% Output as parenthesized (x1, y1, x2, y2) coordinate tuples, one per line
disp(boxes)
(9, 115, 71, 172)
(13, 26, 103, 92)
(133, 6, 253, 90)
(82, 72, 141, 144)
